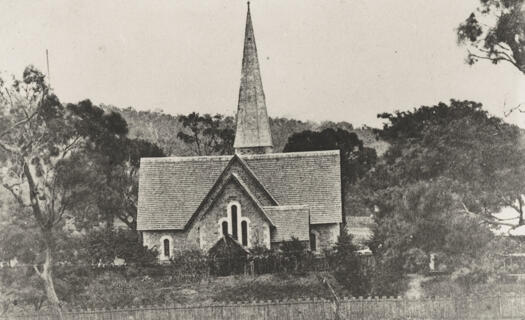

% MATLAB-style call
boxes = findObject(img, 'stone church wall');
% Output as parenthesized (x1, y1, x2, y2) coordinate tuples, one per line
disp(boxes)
(142, 229, 197, 261)
(311, 223, 340, 252)
(143, 178, 272, 260)
(197, 179, 271, 251)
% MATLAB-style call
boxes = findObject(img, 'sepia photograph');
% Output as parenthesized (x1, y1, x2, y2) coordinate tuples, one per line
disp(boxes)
(0, 0, 524, 319)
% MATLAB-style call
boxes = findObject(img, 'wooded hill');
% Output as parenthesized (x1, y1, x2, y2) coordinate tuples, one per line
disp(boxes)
(102, 105, 389, 157)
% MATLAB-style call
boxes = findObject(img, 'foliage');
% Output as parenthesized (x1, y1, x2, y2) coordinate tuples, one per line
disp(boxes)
(214, 278, 332, 302)
(280, 237, 307, 259)
(457, 0, 525, 74)
(84, 229, 158, 266)
(104, 105, 192, 156)
(326, 231, 369, 296)
(169, 249, 209, 278)
(279, 237, 309, 273)
(0, 67, 165, 314)
(367, 100, 524, 295)
(0, 66, 123, 316)
(0, 267, 45, 312)
(86, 138, 165, 230)
(108, 106, 384, 156)
(374, 100, 524, 224)
(269, 117, 316, 152)
(177, 112, 235, 155)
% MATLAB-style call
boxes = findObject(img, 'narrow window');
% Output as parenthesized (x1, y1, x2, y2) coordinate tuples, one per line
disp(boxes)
(241, 221, 248, 246)
(231, 205, 238, 239)
(163, 238, 170, 257)
(310, 233, 317, 252)
(222, 221, 228, 236)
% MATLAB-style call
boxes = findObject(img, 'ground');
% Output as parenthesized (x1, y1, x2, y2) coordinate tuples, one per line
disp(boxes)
(63, 271, 348, 310)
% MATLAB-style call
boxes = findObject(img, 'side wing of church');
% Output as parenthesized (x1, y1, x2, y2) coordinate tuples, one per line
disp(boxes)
(137, 3, 343, 261)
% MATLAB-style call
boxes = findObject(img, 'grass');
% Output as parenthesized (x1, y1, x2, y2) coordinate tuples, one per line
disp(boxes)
(213, 272, 337, 302)
(421, 274, 525, 297)
(60, 270, 343, 310)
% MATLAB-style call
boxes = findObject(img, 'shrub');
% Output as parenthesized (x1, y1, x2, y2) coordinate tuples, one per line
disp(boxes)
(84, 229, 158, 267)
(327, 231, 370, 296)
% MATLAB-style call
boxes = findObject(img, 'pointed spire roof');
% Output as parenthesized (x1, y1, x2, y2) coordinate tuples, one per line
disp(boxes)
(233, 2, 273, 153)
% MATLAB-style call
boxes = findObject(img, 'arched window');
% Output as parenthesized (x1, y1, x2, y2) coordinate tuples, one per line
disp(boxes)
(163, 238, 170, 258)
(310, 232, 317, 252)
(231, 205, 238, 239)
(222, 221, 228, 236)
(241, 220, 248, 246)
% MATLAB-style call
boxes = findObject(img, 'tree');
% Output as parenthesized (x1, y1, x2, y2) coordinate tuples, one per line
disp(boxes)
(84, 228, 158, 266)
(374, 100, 524, 230)
(0, 66, 129, 317)
(457, 0, 525, 74)
(367, 100, 524, 294)
(327, 231, 369, 296)
(89, 138, 164, 230)
(368, 179, 495, 295)
(269, 117, 315, 152)
(177, 112, 234, 155)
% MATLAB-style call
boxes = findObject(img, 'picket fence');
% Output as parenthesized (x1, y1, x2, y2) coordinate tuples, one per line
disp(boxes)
(4, 295, 525, 320)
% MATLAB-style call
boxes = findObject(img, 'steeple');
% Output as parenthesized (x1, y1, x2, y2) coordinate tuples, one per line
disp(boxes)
(233, 2, 273, 155)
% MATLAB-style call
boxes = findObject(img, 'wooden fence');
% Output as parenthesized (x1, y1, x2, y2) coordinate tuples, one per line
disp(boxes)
(4, 295, 525, 320)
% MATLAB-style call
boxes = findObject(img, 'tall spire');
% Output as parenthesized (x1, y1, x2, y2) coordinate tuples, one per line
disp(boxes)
(233, 2, 273, 155)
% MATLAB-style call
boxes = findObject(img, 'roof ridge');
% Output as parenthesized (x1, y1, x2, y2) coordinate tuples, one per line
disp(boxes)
(240, 150, 340, 160)
(263, 205, 310, 210)
(141, 155, 233, 163)
(140, 150, 339, 164)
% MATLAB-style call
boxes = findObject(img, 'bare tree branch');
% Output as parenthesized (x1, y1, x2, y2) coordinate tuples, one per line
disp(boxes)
(504, 103, 525, 117)
(0, 111, 38, 139)
(468, 50, 522, 71)
(459, 200, 517, 227)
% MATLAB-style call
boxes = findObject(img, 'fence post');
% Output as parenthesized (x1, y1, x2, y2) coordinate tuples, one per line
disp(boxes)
(498, 295, 502, 318)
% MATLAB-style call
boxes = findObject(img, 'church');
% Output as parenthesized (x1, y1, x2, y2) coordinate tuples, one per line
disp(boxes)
(137, 3, 343, 261)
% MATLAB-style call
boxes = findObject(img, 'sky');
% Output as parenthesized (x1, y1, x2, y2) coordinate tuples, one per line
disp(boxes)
(0, 0, 524, 128)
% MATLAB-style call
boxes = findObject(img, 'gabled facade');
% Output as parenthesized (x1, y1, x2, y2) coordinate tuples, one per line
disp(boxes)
(137, 4, 343, 261)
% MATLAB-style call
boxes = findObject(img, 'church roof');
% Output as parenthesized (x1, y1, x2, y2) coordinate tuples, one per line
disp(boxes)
(265, 205, 310, 242)
(137, 150, 342, 231)
(233, 2, 273, 150)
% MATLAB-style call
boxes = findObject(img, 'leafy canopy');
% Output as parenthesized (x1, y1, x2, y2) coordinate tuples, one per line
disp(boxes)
(457, 0, 525, 74)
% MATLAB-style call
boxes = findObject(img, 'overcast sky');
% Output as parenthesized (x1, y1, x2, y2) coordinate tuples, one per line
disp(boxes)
(1, 0, 524, 128)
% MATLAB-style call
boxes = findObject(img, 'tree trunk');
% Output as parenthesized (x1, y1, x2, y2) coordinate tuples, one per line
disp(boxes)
(23, 161, 63, 319)
(35, 232, 63, 320)
(519, 197, 524, 226)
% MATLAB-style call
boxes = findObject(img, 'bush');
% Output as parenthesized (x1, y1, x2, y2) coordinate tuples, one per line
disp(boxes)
(84, 228, 158, 267)
(279, 237, 308, 273)
(327, 231, 370, 296)
(169, 250, 209, 279)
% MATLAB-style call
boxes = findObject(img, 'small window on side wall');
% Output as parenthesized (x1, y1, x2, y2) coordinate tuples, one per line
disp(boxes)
(241, 220, 248, 246)
(222, 221, 228, 237)
(163, 238, 170, 258)
(310, 232, 317, 252)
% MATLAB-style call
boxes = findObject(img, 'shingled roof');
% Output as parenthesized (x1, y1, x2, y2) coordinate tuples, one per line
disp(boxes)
(265, 205, 310, 242)
(137, 150, 342, 231)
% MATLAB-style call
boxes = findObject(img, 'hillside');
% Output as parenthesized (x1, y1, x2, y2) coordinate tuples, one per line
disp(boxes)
(103, 105, 389, 156)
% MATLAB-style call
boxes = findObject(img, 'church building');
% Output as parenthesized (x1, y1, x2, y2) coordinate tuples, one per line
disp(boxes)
(137, 4, 342, 261)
